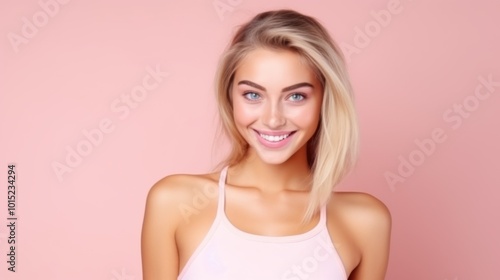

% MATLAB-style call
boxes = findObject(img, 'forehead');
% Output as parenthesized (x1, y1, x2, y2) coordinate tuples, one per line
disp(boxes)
(233, 48, 319, 87)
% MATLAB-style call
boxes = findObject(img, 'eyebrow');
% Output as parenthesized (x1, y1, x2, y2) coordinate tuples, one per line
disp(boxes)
(237, 80, 314, 92)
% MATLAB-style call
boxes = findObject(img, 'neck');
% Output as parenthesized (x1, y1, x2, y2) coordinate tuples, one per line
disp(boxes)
(229, 146, 312, 193)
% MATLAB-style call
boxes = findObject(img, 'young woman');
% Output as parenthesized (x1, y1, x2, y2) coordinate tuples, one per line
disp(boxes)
(141, 9, 391, 280)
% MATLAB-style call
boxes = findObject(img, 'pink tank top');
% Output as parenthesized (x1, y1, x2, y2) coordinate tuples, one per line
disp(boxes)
(177, 166, 347, 280)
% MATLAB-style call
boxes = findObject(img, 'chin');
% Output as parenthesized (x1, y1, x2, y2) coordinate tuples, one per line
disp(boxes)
(260, 156, 289, 165)
(252, 148, 295, 164)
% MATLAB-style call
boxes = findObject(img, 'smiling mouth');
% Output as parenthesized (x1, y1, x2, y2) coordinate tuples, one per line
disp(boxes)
(254, 130, 296, 142)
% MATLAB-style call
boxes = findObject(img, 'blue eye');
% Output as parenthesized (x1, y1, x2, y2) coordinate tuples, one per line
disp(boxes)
(289, 93, 305, 101)
(243, 92, 260, 100)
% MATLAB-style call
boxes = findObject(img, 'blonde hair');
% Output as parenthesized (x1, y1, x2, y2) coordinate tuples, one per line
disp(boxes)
(211, 9, 359, 223)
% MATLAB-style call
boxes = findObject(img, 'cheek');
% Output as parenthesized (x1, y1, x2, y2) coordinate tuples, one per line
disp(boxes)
(286, 103, 321, 129)
(232, 99, 259, 127)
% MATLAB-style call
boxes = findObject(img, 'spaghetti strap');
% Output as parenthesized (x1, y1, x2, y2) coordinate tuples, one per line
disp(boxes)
(217, 165, 229, 214)
(320, 201, 327, 227)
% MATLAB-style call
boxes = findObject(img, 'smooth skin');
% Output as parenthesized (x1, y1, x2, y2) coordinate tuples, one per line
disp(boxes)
(141, 48, 391, 280)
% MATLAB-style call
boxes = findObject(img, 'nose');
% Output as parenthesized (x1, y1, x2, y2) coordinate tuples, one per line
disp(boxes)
(262, 101, 286, 129)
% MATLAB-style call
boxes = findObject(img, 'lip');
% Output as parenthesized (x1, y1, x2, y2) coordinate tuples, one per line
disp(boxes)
(253, 129, 296, 136)
(253, 129, 296, 149)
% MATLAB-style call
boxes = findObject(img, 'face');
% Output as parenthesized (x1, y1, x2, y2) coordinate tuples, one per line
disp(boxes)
(231, 47, 323, 165)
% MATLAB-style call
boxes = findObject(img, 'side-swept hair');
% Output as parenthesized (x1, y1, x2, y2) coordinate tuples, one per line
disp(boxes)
(211, 9, 359, 223)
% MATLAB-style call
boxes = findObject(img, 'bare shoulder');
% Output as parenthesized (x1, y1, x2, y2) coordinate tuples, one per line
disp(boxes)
(328, 192, 391, 246)
(141, 171, 219, 279)
(147, 173, 205, 196)
(329, 192, 391, 225)
(328, 192, 392, 279)
(144, 171, 219, 215)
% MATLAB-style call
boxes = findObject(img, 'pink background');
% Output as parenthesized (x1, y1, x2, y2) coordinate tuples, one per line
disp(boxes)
(1, 0, 499, 279)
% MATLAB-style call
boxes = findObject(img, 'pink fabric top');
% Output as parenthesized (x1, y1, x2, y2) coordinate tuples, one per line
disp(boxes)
(177, 165, 347, 280)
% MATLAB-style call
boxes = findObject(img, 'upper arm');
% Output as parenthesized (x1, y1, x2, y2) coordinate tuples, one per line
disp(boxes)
(141, 176, 184, 280)
(347, 193, 392, 280)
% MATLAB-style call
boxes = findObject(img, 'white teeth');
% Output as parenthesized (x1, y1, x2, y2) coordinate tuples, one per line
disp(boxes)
(259, 133, 290, 142)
